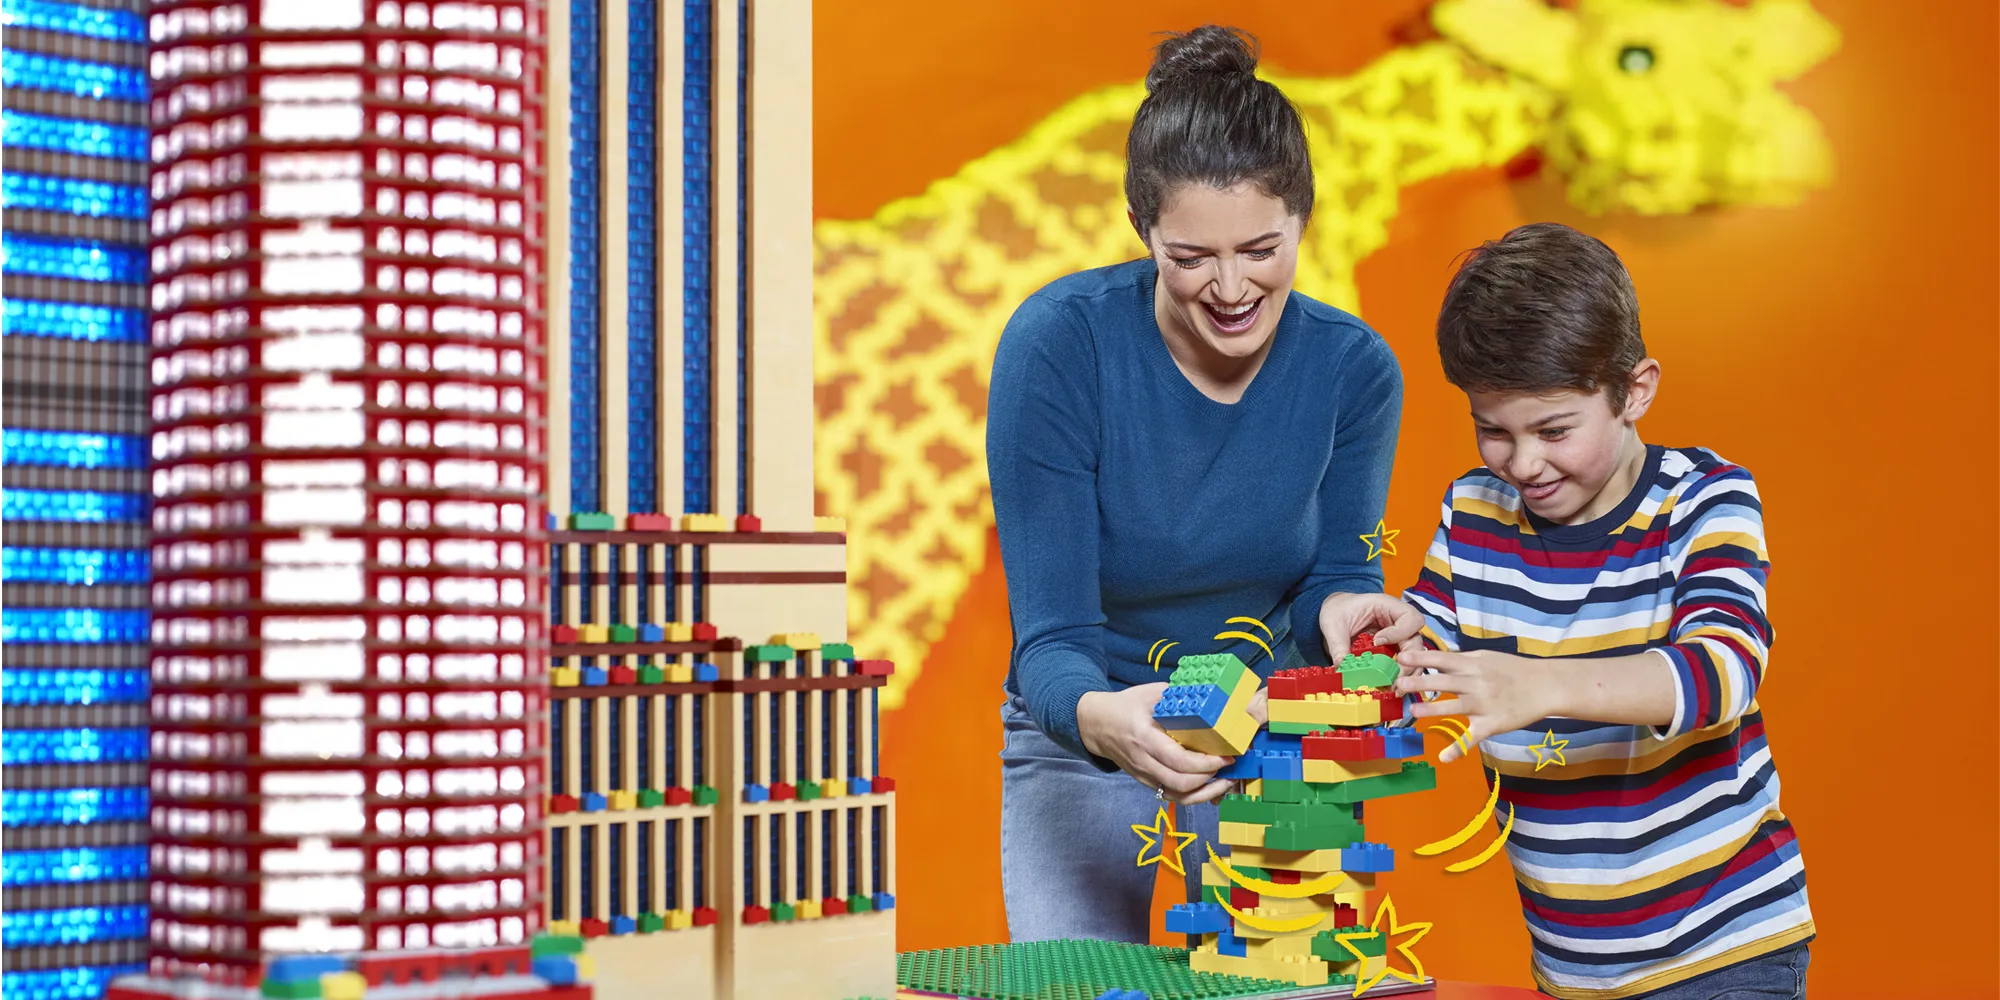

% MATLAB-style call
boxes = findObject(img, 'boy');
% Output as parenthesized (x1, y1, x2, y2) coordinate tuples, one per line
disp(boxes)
(1380, 223, 1813, 998)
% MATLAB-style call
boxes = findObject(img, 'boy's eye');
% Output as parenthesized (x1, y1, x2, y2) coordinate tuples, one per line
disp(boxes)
(1539, 428, 1570, 440)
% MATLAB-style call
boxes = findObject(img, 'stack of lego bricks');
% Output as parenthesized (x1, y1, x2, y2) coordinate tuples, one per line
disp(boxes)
(1155, 639, 1435, 988)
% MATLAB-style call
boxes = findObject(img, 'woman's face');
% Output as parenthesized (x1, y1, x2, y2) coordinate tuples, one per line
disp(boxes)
(1140, 182, 1303, 363)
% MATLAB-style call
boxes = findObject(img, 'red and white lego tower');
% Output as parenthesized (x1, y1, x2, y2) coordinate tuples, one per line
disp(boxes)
(135, 0, 557, 989)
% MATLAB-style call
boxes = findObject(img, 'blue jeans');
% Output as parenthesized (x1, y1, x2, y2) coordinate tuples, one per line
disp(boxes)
(1564, 944, 1810, 1000)
(998, 695, 1219, 943)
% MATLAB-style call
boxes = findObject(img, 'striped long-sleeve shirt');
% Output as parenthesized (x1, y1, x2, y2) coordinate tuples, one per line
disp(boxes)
(1403, 445, 1812, 999)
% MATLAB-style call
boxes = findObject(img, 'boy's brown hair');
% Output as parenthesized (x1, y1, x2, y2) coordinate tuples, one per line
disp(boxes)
(1436, 223, 1647, 411)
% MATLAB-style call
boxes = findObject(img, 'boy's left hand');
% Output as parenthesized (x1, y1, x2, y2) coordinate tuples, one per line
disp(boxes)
(1394, 648, 1559, 764)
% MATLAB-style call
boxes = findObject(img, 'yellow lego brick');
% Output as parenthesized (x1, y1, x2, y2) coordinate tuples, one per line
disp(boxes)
(575, 955, 595, 980)
(579, 624, 610, 643)
(547, 920, 580, 936)
(1300, 757, 1405, 784)
(666, 909, 692, 930)
(666, 662, 693, 683)
(1218, 821, 1266, 848)
(1201, 861, 1228, 888)
(551, 667, 581, 688)
(320, 972, 366, 1000)
(1267, 691, 1382, 728)
(1243, 878, 1377, 915)
(814, 515, 846, 533)
(1245, 933, 1317, 960)
(683, 513, 727, 532)
(608, 790, 637, 811)
(1244, 778, 1263, 798)
(797, 899, 822, 920)
(770, 632, 821, 650)
(1228, 845, 1354, 873)
(819, 778, 845, 799)
(1165, 668, 1260, 757)
(666, 622, 693, 642)
(1189, 948, 1330, 987)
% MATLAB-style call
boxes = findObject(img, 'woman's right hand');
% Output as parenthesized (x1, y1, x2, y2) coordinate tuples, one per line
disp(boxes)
(1077, 684, 1234, 805)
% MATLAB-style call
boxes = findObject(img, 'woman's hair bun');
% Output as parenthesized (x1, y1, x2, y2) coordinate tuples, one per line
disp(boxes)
(1145, 25, 1259, 93)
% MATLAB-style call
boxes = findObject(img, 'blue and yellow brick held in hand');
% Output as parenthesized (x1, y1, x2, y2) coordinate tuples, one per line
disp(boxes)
(1154, 653, 1260, 757)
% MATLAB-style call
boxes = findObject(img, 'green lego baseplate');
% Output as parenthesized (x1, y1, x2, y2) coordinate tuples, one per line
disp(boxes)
(897, 939, 1415, 1000)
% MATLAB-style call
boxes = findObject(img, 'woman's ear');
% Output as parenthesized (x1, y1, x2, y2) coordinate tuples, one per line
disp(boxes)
(1128, 208, 1150, 249)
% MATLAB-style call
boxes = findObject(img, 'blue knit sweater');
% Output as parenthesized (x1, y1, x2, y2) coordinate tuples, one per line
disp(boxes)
(987, 257, 1403, 765)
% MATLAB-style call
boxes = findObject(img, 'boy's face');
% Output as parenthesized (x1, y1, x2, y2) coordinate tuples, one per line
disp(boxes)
(1465, 367, 1656, 524)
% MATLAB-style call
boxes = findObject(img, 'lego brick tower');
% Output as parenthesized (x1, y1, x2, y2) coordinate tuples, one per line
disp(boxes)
(102, 2, 588, 999)
(541, 0, 897, 997)
(1, 4, 156, 998)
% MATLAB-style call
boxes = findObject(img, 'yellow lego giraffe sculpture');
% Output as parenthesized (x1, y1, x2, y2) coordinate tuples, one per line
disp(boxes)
(814, 0, 1840, 709)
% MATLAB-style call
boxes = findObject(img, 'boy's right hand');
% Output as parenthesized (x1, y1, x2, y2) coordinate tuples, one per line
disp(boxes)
(1078, 684, 1233, 805)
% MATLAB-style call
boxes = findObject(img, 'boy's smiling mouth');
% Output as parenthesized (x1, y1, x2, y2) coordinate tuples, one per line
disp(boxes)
(1519, 477, 1565, 502)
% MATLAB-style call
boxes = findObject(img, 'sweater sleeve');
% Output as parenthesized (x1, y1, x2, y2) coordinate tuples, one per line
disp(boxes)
(1650, 464, 1775, 740)
(1288, 333, 1404, 665)
(986, 293, 1117, 766)
(1402, 489, 1462, 652)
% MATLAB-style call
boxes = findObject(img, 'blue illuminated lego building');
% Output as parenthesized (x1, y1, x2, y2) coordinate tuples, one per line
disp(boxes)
(1, 2, 155, 998)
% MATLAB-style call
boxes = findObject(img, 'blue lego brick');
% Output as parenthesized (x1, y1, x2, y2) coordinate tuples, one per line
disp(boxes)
(583, 667, 607, 686)
(848, 776, 871, 796)
(1, 668, 148, 707)
(681, 0, 713, 516)
(640, 623, 664, 642)
(0, 51, 146, 101)
(1377, 726, 1424, 759)
(1094, 992, 1149, 1000)
(1, 845, 147, 887)
(1163, 902, 1231, 935)
(872, 891, 895, 911)
(694, 663, 718, 682)
(2, 430, 147, 470)
(266, 956, 347, 983)
(1215, 753, 1262, 781)
(627, 0, 661, 514)
(611, 914, 637, 935)
(0, 111, 146, 161)
(1151, 683, 1230, 730)
(1262, 752, 1303, 782)
(2, 787, 147, 826)
(1217, 928, 1247, 958)
(2, 299, 146, 342)
(546, 512, 559, 531)
(580, 793, 607, 813)
(569, 0, 603, 514)
(1, 1, 149, 42)
(0, 903, 147, 947)
(743, 784, 769, 803)
(1, 488, 146, 522)
(532, 957, 578, 986)
(3, 963, 147, 1000)
(1343, 842, 1394, 872)
(2, 727, 146, 765)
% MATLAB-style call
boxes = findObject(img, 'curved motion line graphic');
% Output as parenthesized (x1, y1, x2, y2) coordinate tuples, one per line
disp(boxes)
(1427, 718, 1471, 757)
(1213, 890, 1341, 935)
(1416, 765, 1514, 873)
(1148, 639, 1180, 672)
(1206, 843, 1345, 899)
(1214, 631, 1274, 663)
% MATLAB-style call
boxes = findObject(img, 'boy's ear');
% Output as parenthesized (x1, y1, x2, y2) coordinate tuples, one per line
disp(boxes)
(1622, 358, 1662, 422)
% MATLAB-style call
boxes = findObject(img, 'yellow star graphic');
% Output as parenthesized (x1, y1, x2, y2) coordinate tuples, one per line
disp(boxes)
(1335, 893, 1432, 997)
(1359, 519, 1400, 560)
(1529, 729, 1569, 771)
(1130, 806, 1199, 876)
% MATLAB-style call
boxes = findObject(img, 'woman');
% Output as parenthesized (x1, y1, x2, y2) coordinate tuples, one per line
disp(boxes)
(986, 25, 1410, 943)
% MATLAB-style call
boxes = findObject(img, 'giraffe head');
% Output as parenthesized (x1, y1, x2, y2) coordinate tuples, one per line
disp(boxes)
(1435, 0, 1840, 214)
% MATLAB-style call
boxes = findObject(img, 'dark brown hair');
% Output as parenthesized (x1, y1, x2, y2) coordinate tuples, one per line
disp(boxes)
(1124, 26, 1314, 238)
(1436, 223, 1647, 410)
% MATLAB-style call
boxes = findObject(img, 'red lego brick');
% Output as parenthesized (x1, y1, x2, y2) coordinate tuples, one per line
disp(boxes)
(822, 896, 847, 916)
(1302, 729, 1384, 761)
(1231, 887, 1259, 909)
(548, 794, 579, 814)
(1336, 903, 1358, 926)
(1351, 634, 1376, 655)
(734, 514, 761, 532)
(628, 512, 673, 531)
(1271, 870, 1301, 884)
(770, 782, 796, 801)
(692, 906, 718, 927)
(579, 918, 608, 938)
(871, 776, 895, 794)
(1374, 689, 1403, 722)
(857, 659, 894, 677)
(664, 786, 691, 806)
(552, 624, 578, 643)
(742, 905, 770, 925)
(691, 622, 718, 641)
(609, 665, 636, 684)
(1268, 672, 1300, 700)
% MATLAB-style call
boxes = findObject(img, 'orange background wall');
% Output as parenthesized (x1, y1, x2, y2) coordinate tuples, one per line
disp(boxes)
(815, 2, 1998, 995)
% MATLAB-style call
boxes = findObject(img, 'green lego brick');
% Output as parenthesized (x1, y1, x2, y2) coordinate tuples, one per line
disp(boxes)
(638, 788, 665, 808)
(848, 894, 873, 913)
(1261, 779, 1308, 804)
(692, 785, 719, 806)
(1339, 651, 1399, 689)
(747, 644, 795, 663)
(260, 981, 319, 1000)
(1317, 761, 1437, 805)
(639, 912, 666, 933)
(610, 623, 637, 643)
(1261, 818, 1366, 851)
(1168, 652, 1248, 693)
(1202, 884, 1230, 906)
(773, 901, 796, 922)
(821, 642, 855, 660)
(530, 933, 585, 957)
(1218, 793, 1275, 826)
(1269, 720, 1338, 736)
(569, 512, 616, 530)
(639, 664, 666, 684)
(1314, 926, 1385, 961)
(896, 939, 1309, 999)
(1230, 863, 1270, 882)
(797, 781, 822, 801)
